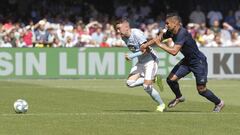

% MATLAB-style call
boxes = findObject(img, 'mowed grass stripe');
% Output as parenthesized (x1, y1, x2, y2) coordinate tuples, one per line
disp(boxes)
(0, 79, 239, 135)
(1, 112, 239, 116)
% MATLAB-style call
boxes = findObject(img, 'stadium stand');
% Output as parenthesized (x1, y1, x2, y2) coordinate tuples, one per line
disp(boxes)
(0, 0, 240, 47)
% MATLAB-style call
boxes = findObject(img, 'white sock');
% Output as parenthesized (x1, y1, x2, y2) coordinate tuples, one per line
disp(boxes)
(151, 87, 164, 105)
(143, 84, 164, 105)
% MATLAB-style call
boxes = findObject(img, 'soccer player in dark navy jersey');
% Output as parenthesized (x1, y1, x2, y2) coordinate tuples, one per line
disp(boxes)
(141, 13, 224, 112)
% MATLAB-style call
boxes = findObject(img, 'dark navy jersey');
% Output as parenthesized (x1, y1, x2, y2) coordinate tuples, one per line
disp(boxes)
(163, 27, 206, 64)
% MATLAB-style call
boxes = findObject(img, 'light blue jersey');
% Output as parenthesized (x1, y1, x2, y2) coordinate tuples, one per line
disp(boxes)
(122, 29, 158, 63)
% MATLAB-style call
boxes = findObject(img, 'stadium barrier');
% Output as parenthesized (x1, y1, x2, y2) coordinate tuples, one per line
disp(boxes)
(0, 47, 239, 79)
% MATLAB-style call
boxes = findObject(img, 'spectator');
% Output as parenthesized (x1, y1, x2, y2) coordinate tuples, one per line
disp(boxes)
(1, 0, 240, 48)
(34, 20, 49, 47)
(0, 35, 12, 47)
(224, 10, 236, 28)
(47, 26, 56, 47)
(231, 30, 240, 46)
(211, 33, 223, 47)
(75, 22, 85, 36)
(2, 19, 14, 31)
(207, 9, 223, 27)
(105, 32, 116, 47)
(65, 36, 74, 47)
(22, 25, 33, 47)
(80, 33, 95, 47)
(201, 29, 215, 47)
(210, 20, 221, 34)
(189, 5, 206, 25)
(99, 35, 110, 47)
(91, 26, 104, 46)
(187, 23, 198, 39)
(198, 22, 208, 35)
(221, 22, 233, 47)
(150, 23, 160, 38)
(52, 37, 62, 48)
(111, 33, 126, 47)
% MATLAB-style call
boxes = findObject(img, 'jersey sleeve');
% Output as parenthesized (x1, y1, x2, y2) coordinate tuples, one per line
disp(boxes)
(174, 29, 187, 46)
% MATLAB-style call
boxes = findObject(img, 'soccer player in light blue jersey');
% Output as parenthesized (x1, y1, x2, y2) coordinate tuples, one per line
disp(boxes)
(115, 18, 165, 112)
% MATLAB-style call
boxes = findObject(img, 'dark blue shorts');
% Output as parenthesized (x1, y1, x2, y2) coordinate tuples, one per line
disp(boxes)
(171, 58, 208, 85)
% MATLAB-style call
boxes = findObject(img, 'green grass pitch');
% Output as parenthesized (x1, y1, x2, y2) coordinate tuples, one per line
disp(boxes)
(0, 79, 239, 135)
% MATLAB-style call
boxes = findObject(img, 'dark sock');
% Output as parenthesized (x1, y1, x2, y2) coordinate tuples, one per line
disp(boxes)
(199, 89, 221, 105)
(167, 78, 182, 98)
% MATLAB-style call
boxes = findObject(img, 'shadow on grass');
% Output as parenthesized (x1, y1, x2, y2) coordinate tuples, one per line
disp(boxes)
(104, 109, 204, 113)
(164, 109, 203, 113)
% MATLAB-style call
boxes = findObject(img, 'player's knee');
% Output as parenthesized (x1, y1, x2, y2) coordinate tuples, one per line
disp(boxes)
(126, 80, 136, 88)
(143, 84, 152, 94)
(197, 85, 207, 94)
(166, 78, 177, 85)
(198, 90, 206, 96)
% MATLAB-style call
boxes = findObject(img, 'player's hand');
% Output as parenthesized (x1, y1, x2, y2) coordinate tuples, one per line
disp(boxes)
(153, 36, 162, 47)
(125, 53, 131, 61)
(141, 48, 147, 54)
(140, 43, 148, 52)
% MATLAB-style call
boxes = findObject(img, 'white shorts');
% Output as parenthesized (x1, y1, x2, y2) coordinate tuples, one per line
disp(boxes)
(129, 60, 158, 80)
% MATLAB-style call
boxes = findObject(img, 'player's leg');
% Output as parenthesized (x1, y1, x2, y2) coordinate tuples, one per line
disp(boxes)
(143, 61, 165, 112)
(197, 84, 224, 112)
(167, 73, 186, 108)
(167, 73, 182, 98)
(167, 60, 190, 108)
(192, 60, 224, 112)
(126, 64, 144, 88)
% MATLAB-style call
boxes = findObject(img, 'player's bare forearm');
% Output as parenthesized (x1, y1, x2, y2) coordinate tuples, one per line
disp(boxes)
(140, 40, 154, 52)
(140, 33, 164, 52)
(156, 42, 181, 56)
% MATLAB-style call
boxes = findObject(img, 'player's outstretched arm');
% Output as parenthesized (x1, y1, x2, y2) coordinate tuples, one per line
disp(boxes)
(125, 51, 143, 61)
(154, 38, 182, 56)
(140, 31, 165, 52)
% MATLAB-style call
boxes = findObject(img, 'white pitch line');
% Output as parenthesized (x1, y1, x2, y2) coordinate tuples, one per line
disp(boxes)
(0, 112, 239, 116)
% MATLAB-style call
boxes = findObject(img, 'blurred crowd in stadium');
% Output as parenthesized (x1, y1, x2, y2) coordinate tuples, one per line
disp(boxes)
(1, 0, 240, 48)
